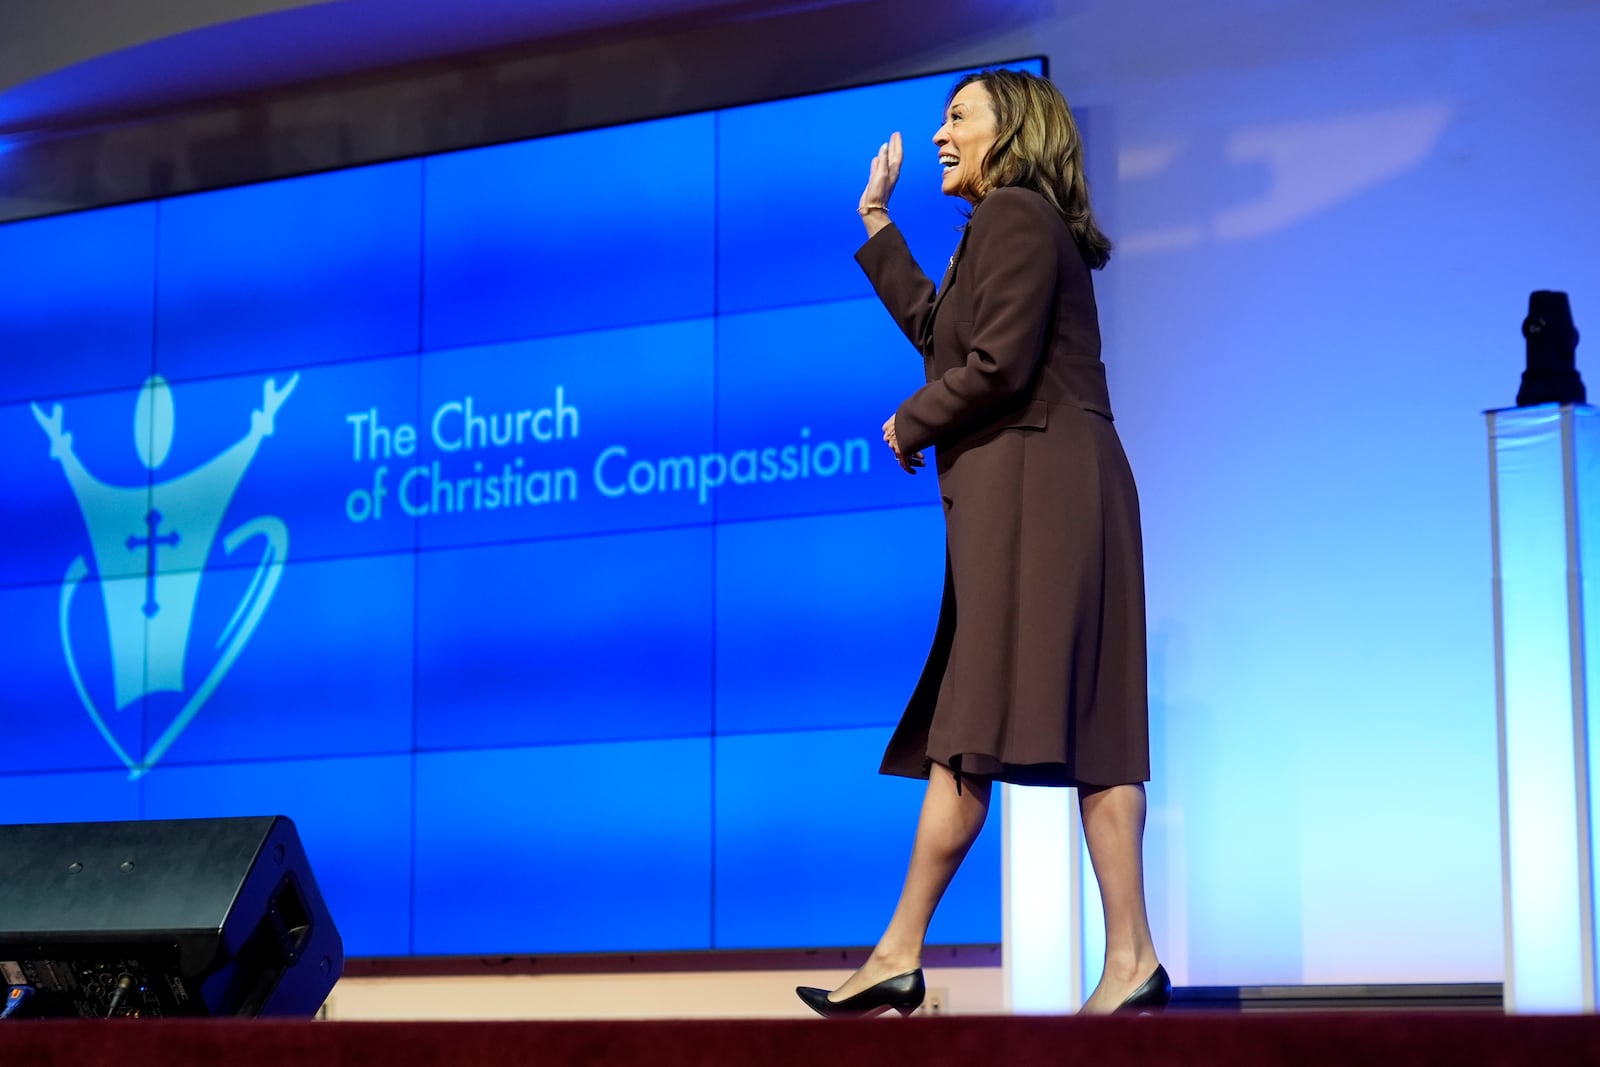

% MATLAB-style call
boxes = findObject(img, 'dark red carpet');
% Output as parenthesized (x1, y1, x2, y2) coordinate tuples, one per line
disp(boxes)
(2, 1013, 1598, 1066)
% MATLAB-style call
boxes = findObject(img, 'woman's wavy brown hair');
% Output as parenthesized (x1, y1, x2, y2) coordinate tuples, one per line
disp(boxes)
(949, 68, 1112, 270)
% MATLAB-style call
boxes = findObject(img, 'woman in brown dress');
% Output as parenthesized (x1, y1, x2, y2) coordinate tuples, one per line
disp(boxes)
(796, 68, 1166, 1017)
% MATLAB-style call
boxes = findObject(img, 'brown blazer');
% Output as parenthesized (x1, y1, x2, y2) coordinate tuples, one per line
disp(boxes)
(855, 186, 1150, 788)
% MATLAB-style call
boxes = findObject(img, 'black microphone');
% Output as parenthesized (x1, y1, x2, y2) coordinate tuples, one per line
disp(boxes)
(1516, 290, 1584, 406)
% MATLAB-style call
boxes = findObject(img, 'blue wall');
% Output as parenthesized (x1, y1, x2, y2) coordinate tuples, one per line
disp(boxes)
(0, 60, 1045, 957)
(1043, 0, 1600, 986)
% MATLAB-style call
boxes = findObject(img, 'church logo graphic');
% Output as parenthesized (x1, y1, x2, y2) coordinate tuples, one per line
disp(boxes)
(32, 373, 297, 778)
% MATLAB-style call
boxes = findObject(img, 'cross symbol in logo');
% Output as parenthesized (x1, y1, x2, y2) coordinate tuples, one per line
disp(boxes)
(126, 509, 180, 618)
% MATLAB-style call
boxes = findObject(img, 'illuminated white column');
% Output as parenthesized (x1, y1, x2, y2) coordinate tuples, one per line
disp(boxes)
(1489, 403, 1600, 1013)
(1001, 784, 1087, 1012)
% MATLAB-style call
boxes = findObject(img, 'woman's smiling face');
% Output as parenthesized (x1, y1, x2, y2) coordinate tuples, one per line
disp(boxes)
(934, 81, 999, 202)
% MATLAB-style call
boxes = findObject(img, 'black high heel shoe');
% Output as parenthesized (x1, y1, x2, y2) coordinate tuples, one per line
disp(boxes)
(1113, 964, 1172, 1014)
(795, 969, 926, 1018)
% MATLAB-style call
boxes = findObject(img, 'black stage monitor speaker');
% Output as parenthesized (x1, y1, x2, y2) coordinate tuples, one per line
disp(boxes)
(0, 815, 343, 1018)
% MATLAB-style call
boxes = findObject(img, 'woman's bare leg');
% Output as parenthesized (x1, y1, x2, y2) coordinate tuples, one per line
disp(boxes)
(1076, 782, 1162, 1014)
(827, 762, 993, 1001)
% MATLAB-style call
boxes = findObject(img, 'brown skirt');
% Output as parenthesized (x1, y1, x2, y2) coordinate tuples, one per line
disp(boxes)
(878, 405, 1150, 790)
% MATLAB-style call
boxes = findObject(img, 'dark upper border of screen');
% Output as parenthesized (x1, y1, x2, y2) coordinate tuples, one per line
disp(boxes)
(0, 55, 1048, 228)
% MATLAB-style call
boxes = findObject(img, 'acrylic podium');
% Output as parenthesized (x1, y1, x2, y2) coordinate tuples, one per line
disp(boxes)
(1489, 402, 1600, 1012)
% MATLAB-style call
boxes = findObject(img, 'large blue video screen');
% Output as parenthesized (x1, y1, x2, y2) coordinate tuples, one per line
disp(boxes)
(0, 58, 1041, 957)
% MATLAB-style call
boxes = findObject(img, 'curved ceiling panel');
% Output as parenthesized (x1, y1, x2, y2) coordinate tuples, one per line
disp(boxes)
(0, 0, 332, 97)
(0, 0, 851, 136)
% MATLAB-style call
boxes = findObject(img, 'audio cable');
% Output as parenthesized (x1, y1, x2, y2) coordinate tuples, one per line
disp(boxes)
(2, 985, 34, 1019)
(106, 975, 137, 1018)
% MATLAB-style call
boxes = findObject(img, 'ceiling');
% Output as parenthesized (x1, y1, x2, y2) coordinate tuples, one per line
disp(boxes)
(0, 0, 867, 137)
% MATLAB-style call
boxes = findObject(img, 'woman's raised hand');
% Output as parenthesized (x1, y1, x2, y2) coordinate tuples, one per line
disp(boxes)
(859, 132, 902, 217)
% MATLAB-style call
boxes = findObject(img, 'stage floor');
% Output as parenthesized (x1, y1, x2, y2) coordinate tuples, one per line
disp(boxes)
(1, 1012, 1596, 1067)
